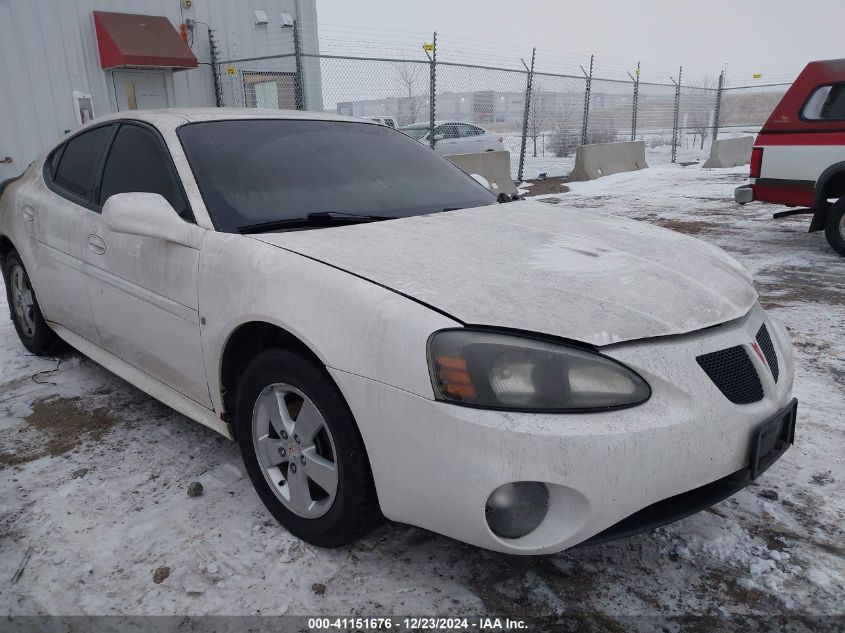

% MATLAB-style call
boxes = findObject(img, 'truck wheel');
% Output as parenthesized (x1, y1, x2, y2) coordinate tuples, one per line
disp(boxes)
(824, 199, 845, 256)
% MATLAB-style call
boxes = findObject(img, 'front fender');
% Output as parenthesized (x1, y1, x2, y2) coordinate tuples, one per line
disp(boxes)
(198, 231, 460, 415)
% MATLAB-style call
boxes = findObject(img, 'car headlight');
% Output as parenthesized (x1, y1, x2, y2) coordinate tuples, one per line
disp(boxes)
(428, 330, 651, 411)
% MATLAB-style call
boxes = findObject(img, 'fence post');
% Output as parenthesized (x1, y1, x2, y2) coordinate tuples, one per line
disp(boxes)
(628, 62, 640, 141)
(293, 20, 305, 110)
(517, 47, 535, 183)
(670, 66, 682, 163)
(579, 55, 594, 145)
(712, 70, 725, 141)
(424, 32, 437, 150)
(208, 27, 223, 107)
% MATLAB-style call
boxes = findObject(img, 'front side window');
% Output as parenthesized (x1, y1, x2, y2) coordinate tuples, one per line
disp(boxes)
(437, 123, 460, 139)
(177, 119, 495, 233)
(98, 124, 189, 219)
(802, 84, 845, 120)
(53, 125, 114, 200)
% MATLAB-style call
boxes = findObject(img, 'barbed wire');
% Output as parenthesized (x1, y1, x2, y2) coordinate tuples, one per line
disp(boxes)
(205, 19, 800, 86)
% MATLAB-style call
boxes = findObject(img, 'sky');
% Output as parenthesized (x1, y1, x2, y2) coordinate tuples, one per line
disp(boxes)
(316, 0, 844, 83)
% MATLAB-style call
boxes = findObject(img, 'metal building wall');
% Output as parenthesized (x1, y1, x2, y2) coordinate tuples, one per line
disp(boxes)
(0, 0, 319, 179)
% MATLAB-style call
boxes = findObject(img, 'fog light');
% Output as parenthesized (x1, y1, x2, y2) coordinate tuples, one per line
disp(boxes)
(485, 482, 549, 539)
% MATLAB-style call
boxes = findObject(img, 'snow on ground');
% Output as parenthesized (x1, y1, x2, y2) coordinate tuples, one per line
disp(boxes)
(1, 164, 843, 623)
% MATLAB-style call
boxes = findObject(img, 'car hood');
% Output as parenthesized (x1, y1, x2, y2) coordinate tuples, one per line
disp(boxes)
(250, 201, 757, 346)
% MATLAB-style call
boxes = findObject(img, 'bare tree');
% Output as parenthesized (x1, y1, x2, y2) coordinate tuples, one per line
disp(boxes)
(549, 94, 579, 157)
(393, 62, 426, 126)
(527, 79, 547, 157)
(689, 76, 716, 150)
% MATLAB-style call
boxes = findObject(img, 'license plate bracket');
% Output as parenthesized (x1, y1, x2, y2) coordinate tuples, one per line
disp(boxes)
(749, 398, 797, 480)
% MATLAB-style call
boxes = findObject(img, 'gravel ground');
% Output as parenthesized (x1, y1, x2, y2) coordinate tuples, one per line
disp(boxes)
(0, 164, 843, 626)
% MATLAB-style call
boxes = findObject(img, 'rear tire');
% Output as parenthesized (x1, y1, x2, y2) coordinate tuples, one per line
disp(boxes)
(2, 250, 58, 355)
(235, 348, 380, 548)
(824, 199, 845, 257)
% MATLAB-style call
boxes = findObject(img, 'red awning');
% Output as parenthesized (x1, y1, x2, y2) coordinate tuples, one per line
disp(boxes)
(94, 11, 198, 71)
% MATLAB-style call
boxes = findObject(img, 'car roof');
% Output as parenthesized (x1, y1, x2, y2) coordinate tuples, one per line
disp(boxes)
(81, 108, 378, 128)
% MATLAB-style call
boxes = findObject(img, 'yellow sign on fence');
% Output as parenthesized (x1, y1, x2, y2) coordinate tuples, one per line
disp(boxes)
(752, 73, 762, 79)
(422, 43, 434, 53)
(226, 65, 236, 76)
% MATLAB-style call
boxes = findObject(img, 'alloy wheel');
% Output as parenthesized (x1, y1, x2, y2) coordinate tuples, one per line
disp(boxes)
(10, 263, 35, 338)
(251, 383, 339, 518)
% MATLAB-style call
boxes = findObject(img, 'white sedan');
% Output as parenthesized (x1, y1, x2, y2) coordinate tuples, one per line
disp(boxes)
(0, 109, 796, 554)
(400, 121, 505, 156)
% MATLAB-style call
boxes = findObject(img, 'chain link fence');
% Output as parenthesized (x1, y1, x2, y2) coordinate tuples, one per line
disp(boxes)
(720, 83, 793, 133)
(211, 26, 794, 182)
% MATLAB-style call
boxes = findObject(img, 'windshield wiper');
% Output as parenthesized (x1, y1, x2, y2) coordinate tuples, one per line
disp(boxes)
(307, 211, 394, 222)
(237, 212, 393, 234)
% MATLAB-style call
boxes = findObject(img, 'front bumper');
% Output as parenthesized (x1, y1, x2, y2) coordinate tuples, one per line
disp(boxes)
(330, 304, 795, 554)
(735, 184, 754, 204)
(582, 397, 796, 546)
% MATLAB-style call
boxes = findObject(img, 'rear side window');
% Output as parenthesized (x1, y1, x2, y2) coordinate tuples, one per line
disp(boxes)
(46, 145, 65, 180)
(459, 124, 483, 137)
(53, 125, 113, 199)
(802, 84, 845, 120)
(98, 124, 190, 219)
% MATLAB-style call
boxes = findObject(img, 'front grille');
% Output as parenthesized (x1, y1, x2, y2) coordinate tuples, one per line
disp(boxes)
(696, 346, 764, 404)
(756, 324, 780, 383)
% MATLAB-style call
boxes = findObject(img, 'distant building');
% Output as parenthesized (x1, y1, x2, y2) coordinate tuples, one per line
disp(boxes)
(0, 0, 321, 179)
(338, 90, 528, 128)
(337, 90, 587, 130)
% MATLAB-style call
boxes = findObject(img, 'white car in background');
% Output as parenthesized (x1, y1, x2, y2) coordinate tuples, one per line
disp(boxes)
(0, 109, 796, 554)
(400, 121, 505, 156)
(366, 116, 396, 128)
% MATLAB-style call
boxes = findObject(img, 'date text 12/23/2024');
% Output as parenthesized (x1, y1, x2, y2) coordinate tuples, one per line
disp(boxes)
(308, 617, 528, 630)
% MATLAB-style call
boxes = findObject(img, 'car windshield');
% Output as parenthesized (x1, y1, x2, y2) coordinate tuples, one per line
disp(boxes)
(178, 119, 495, 233)
(400, 125, 429, 140)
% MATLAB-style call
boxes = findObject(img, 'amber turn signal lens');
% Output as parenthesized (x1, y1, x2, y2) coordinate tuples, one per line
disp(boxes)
(434, 355, 477, 400)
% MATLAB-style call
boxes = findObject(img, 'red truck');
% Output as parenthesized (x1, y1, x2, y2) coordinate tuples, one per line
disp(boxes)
(735, 58, 845, 256)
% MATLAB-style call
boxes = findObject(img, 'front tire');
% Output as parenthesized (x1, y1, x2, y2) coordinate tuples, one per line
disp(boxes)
(2, 250, 58, 355)
(824, 199, 845, 257)
(235, 348, 380, 547)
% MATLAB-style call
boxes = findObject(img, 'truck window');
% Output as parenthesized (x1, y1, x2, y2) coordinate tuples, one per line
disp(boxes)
(802, 84, 845, 121)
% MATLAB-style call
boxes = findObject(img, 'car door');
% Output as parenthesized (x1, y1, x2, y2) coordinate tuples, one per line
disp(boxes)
(434, 123, 461, 155)
(24, 124, 114, 343)
(84, 121, 212, 407)
(453, 123, 481, 153)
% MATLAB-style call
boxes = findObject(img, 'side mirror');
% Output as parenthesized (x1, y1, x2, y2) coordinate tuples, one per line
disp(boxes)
(102, 193, 203, 249)
(433, 133, 444, 142)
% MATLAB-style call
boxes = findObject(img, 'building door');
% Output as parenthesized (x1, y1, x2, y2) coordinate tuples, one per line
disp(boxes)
(112, 70, 170, 111)
(243, 71, 297, 109)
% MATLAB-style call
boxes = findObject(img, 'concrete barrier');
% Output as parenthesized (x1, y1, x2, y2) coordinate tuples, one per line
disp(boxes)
(702, 136, 754, 168)
(570, 140, 648, 181)
(447, 150, 517, 196)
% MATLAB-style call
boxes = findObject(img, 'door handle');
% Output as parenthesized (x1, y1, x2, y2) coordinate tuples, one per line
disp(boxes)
(87, 234, 106, 255)
(21, 205, 35, 221)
